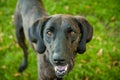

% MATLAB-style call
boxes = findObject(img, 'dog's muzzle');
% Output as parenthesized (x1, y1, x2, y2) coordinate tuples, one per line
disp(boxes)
(54, 64, 68, 78)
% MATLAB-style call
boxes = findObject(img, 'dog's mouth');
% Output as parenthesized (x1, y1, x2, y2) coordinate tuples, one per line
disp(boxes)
(54, 64, 68, 78)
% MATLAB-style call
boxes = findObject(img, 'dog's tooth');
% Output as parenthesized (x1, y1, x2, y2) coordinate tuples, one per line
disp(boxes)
(65, 64, 68, 71)
(54, 66, 57, 71)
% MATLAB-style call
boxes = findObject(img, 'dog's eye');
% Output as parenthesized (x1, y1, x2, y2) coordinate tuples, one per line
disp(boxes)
(47, 31, 52, 36)
(69, 30, 76, 37)
(67, 28, 76, 37)
(70, 31, 76, 36)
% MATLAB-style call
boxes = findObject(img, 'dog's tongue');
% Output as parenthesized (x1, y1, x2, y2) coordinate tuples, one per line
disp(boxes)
(57, 66, 66, 71)
(55, 64, 68, 72)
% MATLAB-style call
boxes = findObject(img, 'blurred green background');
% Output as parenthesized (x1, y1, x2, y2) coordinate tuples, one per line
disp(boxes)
(0, 0, 120, 80)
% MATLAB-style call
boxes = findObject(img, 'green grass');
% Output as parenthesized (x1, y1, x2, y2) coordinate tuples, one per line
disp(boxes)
(0, 0, 120, 80)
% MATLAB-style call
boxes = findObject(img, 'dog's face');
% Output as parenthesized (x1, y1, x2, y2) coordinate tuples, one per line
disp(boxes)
(43, 15, 81, 77)
(29, 14, 93, 78)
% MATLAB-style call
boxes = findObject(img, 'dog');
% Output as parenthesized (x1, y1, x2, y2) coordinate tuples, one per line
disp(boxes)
(14, 0, 93, 80)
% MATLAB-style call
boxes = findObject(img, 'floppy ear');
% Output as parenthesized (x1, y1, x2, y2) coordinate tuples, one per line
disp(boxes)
(28, 17, 50, 54)
(75, 16, 93, 54)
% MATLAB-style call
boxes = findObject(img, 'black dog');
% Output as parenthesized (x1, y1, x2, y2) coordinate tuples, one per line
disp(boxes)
(14, 0, 93, 80)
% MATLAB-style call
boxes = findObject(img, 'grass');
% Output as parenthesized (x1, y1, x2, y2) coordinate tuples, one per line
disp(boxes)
(0, 0, 120, 80)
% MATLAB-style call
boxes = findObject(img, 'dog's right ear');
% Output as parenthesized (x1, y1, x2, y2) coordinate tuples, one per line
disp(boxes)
(28, 17, 50, 54)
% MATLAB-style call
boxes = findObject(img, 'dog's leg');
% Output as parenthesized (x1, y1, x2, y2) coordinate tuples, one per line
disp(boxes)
(14, 11, 28, 73)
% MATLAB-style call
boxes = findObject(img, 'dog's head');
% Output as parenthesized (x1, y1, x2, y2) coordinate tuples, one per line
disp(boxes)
(29, 14, 93, 78)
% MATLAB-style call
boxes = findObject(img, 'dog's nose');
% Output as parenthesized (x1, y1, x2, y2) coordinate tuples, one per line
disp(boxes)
(53, 58, 65, 64)
(53, 53, 65, 64)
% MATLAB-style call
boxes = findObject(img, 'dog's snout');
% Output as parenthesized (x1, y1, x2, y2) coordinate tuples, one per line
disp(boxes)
(53, 53, 65, 64)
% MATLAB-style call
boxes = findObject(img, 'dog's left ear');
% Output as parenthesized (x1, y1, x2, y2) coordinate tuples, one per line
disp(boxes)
(75, 16, 93, 54)
(28, 17, 51, 54)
